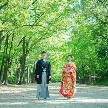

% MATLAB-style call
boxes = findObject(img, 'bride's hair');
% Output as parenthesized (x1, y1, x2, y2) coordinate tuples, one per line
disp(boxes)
(68, 55, 74, 59)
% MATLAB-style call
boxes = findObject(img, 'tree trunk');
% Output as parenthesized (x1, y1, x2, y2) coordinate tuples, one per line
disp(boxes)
(17, 37, 27, 85)
(2, 61, 8, 85)
(0, 58, 4, 82)
(2, 35, 9, 85)
(0, 31, 4, 82)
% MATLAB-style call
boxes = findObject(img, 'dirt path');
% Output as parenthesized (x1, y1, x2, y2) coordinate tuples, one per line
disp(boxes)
(0, 83, 108, 108)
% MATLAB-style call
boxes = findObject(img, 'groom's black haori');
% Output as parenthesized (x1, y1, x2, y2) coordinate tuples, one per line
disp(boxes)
(35, 58, 51, 84)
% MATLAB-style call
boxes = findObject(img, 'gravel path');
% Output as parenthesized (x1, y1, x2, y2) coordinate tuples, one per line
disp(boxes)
(0, 83, 108, 108)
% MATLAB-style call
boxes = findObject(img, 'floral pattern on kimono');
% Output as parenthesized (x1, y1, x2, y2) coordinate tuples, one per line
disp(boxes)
(59, 63, 76, 98)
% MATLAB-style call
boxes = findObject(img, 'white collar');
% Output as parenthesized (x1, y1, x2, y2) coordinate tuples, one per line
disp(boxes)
(68, 61, 73, 64)
(43, 59, 46, 61)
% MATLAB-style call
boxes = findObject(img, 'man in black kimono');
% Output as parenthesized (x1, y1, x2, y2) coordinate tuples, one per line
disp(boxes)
(35, 51, 51, 99)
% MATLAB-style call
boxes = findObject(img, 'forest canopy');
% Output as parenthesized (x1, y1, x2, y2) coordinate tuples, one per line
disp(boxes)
(0, 0, 108, 85)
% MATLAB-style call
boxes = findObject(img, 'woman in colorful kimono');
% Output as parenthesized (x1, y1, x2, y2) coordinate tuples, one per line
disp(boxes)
(59, 55, 76, 99)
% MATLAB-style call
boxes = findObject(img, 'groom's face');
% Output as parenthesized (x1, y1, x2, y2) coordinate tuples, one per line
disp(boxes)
(41, 53, 46, 59)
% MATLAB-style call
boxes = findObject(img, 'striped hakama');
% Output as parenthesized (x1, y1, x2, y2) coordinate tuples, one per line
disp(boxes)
(36, 72, 50, 99)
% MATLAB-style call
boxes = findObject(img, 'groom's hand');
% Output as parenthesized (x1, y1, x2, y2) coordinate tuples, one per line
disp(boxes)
(37, 75, 39, 78)
(49, 76, 51, 79)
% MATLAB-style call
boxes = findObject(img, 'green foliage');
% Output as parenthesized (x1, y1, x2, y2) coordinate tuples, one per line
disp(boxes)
(0, 0, 108, 85)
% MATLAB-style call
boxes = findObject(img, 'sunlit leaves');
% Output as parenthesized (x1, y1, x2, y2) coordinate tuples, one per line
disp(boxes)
(0, 0, 107, 84)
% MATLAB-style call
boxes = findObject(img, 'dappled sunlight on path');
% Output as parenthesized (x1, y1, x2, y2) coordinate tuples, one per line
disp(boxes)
(0, 83, 108, 108)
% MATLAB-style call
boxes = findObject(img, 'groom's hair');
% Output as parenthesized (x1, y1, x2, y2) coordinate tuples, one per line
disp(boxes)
(41, 51, 46, 54)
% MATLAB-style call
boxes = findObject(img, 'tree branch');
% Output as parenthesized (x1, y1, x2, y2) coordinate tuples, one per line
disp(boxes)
(94, 14, 108, 24)
(0, 2, 8, 10)
(32, 0, 38, 5)
(100, 35, 108, 42)
(22, 24, 43, 27)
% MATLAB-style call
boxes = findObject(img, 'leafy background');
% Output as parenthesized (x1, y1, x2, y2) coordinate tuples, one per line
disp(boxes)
(0, 0, 108, 85)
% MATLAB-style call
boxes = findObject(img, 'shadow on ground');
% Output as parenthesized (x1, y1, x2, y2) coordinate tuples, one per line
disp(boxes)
(0, 83, 108, 108)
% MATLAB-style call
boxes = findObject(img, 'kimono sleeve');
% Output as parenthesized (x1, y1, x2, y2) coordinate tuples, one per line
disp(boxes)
(63, 64, 67, 72)
(48, 62, 52, 76)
